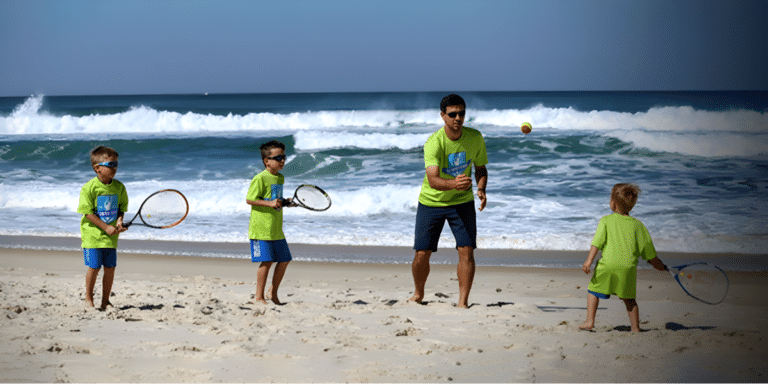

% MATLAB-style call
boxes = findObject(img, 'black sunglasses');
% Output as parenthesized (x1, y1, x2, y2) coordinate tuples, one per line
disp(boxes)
(446, 110, 466, 118)
(267, 154, 287, 162)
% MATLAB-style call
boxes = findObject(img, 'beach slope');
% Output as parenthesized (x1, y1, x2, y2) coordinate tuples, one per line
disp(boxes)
(1, 247, 766, 382)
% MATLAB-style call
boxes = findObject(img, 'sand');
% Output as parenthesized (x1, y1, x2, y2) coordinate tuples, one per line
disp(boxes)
(1, 245, 767, 382)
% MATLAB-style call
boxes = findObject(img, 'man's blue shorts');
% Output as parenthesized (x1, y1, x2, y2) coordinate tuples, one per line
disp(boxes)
(83, 248, 117, 269)
(251, 239, 293, 263)
(414, 201, 476, 252)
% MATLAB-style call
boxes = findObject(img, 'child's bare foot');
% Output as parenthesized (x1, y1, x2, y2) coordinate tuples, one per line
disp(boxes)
(100, 301, 113, 310)
(266, 286, 281, 304)
(408, 294, 423, 304)
(85, 297, 95, 308)
(254, 298, 268, 305)
(579, 322, 595, 331)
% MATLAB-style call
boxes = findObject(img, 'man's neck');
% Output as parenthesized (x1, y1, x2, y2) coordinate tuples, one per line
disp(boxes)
(444, 125, 463, 141)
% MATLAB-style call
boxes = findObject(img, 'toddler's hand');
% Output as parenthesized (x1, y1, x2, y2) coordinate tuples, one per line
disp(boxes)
(581, 262, 591, 274)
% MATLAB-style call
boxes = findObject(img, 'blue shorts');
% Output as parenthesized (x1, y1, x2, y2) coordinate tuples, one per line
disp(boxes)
(414, 201, 476, 252)
(251, 239, 293, 263)
(83, 248, 117, 269)
(588, 290, 611, 299)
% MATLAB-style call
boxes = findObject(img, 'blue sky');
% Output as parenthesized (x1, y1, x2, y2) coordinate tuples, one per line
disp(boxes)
(1, 0, 766, 96)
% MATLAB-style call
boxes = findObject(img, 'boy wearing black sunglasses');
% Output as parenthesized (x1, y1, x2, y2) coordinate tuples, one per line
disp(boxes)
(410, 94, 489, 308)
(246, 140, 293, 306)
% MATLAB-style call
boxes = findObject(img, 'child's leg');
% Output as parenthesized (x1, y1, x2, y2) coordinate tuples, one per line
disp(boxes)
(580, 293, 599, 330)
(622, 298, 640, 332)
(254, 261, 273, 304)
(85, 267, 100, 307)
(101, 267, 115, 309)
(267, 261, 290, 304)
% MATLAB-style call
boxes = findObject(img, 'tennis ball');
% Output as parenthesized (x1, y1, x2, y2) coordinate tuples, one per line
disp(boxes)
(521, 122, 532, 134)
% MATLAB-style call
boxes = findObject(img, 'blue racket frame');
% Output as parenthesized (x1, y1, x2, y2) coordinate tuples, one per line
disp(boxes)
(667, 262, 729, 305)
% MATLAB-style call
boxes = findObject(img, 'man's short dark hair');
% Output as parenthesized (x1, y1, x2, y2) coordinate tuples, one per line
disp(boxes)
(260, 140, 286, 160)
(440, 94, 466, 113)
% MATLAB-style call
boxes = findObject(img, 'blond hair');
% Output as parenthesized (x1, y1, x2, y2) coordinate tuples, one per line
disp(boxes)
(611, 183, 640, 214)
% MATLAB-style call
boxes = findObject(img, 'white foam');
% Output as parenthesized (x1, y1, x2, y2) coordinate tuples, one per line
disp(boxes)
(4, 96, 766, 140)
(294, 131, 431, 151)
(605, 129, 768, 157)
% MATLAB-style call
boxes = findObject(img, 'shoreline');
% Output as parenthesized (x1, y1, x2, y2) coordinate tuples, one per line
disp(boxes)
(2, 234, 766, 270)
(1, 246, 767, 382)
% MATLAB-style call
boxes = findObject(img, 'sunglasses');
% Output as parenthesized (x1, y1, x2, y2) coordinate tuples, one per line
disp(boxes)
(446, 110, 466, 118)
(97, 161, 118, 168)
(267, 154, 287, 162)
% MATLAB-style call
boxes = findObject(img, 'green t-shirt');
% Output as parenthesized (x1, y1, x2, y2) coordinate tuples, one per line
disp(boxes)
(588, 213, 658, 299)
(247, 169, 285, 240)
(418, 126, 489, 207)
(77, 177, 129, 249)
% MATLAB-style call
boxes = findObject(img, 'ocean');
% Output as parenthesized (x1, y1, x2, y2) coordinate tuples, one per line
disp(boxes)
(1, 91, 767, 268)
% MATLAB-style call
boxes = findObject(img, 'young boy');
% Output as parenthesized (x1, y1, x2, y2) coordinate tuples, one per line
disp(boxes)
(246, 140, 292, 305)
(77, 146, 129, 309)
(580, 183, 666, 332)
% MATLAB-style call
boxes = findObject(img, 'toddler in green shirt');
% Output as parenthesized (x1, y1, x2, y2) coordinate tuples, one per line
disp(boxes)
(580, 183, 666, 332)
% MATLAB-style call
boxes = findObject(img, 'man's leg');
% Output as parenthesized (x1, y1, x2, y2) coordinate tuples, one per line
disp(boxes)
(410, 250, 432, 303)
(457, 246, 475, 308)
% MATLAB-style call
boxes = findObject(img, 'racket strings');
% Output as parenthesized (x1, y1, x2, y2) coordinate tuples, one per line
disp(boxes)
(677, 265, 728, 304)
(140, 191, 188, 227)
(295, 186, 331, 210)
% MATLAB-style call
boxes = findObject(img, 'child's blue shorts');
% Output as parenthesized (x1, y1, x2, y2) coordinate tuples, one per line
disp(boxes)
(588, 289, 611, 299)
(414, 201, 476, 252)
(83, 248, 117, 269)
(251, 239, 292, 263)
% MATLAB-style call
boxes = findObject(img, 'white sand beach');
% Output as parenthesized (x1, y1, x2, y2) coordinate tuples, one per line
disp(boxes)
(1, 245, 767, 382)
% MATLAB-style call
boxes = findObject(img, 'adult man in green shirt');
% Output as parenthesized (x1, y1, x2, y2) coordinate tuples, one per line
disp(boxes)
(410, 94, 488, 308)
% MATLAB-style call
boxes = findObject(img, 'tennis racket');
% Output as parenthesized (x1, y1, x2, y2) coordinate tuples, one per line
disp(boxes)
(666, 262, 729, 305)
(281, 184, 332, 211)
(124, 189, 189, 228)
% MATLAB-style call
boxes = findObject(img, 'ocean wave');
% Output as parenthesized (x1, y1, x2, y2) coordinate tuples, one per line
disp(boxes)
(3, 95, 767, 139)
(607, 129, 768, 157)
(294, 131, 431, 150)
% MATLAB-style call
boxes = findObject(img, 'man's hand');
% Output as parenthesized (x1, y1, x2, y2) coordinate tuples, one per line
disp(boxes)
(477, 189, 487, 211)
(454, 174, 472, 191)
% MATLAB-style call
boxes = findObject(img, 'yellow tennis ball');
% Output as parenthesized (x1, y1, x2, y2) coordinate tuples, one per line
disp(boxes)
(521, 122, 532, 134)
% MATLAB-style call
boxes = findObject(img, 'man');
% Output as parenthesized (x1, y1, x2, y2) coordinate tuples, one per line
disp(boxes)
(410, 94, 488, 308)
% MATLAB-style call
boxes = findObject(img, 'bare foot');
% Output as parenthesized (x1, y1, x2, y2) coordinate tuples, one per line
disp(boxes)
(579, 322, 594, 331)
(254, 298, 268, 305)
(265, 286, 281, 304)
(100, 301, 114, 310)
(408, 294, 423, 304)
(85, 297, 95, 308)
(457, 302, 469, 309)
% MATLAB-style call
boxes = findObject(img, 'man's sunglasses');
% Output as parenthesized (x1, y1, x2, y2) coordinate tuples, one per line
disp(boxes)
(97, 161, 118, 168)
(446, 110, 466, 118)
(267, 154, 287, 162)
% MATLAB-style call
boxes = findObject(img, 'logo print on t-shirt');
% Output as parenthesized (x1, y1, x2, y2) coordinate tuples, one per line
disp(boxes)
(442, 152, 471, 177)
(270, 184, 283, 201)
(96, 195, 119, 224)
